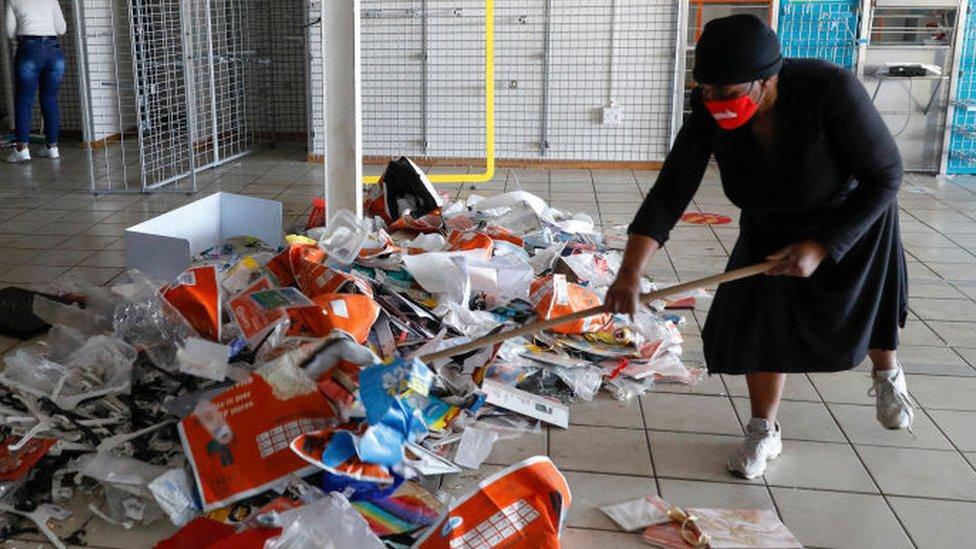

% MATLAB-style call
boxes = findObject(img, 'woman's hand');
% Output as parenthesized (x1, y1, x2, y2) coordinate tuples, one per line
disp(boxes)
(606, 268, 642, 319)
(765, 240, 829, 277)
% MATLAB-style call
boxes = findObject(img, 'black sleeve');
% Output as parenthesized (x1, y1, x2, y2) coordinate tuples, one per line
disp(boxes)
(627, 97, 713, 245)
(818, 68, 902, 262)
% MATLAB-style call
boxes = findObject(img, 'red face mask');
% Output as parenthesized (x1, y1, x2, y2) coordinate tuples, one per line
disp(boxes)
(703, 85, 762, 130)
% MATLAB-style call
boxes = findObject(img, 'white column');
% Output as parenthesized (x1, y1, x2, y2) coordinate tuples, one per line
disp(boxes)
(322, 0, 363, 219)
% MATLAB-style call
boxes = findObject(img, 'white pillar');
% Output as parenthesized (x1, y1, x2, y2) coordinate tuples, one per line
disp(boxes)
(322, 0, 363, 219)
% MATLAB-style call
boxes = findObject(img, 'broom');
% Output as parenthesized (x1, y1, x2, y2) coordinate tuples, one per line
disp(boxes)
(420, 260, 778, 363)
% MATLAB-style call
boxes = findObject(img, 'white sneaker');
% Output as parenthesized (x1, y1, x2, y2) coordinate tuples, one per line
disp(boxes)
(34, 145, 59, 159)
(728, 418, 782, 479)
(870, 366, 914, 430)
(5, 148, 30, 163)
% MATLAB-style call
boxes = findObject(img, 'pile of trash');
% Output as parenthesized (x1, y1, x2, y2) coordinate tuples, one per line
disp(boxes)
(0, 157, 706, 548)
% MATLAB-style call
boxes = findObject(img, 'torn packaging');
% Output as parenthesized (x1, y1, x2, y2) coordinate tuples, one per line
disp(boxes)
(530, 274, 610, 334)
(369, 157, 444, 223)
(415, 456, 571, 549)
(287, 293, 380, 343)
(178, 370, 335, 511)
(162, 265, 222, 342)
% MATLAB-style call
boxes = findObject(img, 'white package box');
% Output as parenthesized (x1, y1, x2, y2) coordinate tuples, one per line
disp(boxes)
(126, 192, 283, 282)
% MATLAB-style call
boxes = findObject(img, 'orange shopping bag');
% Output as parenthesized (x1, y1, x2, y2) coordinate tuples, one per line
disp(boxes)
(529, 274, 609, 334)
(415, 456, 571, 549)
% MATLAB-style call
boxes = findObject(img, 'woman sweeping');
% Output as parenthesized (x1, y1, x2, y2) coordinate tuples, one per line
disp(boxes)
(606, 15, 910, 479)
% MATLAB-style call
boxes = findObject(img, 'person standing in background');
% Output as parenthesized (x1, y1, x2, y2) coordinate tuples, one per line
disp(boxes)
(5, 0, 67, 163)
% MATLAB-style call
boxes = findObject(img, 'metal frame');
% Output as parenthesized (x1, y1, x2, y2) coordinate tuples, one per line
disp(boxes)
(861, 0, 964, 172)
(361, 0, 496, 184)
(940, 0, 970, 175)
(671, 0, 689, 145)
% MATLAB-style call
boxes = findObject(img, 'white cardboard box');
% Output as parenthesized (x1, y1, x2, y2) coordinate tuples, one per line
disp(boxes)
(125, 192, 283, 282)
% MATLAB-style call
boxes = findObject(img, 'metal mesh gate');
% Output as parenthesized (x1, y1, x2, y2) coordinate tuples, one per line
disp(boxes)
(80, 0, 304, 193)
(947, 0, 976, 173)
(778, 0, 859, 70)
(311, 0, 684, 166)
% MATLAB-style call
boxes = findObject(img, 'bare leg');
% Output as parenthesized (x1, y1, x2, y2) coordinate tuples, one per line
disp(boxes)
(746, 372, 786, 421)
(869, 349, 897, 372)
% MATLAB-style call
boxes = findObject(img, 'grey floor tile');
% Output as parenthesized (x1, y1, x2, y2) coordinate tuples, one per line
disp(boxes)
(562, 471, 656, 530)
(899, 319, 944, 345)
(647, 431, 761, 485)
(771, 488, 913, 549)
(657, 478, 774, 510)
(808, 371, 874, 405)
(895, 344, 976, 376)
(438, 465, 505, 500)
(763, 440, 877, 493)
(889, 496, 976, 548)
(928, 410, 976, 451)
(908, 374, 976, 410)
(484, 428, 548, 467)
(732, 398, 846, 443)
(562, 528, 647, 548)
(927, 321, 976, 347)
(956, 346, 976, 368)
(857, 445, 976, 500)
(652, 372, 727, 397)
(642, 393, 742, 436)
(569, 392, 644, 429)
(723, 373, 822, 402)
(828, 403, 951, 450)
(911, 298, 976, 322)
(550, 426, 652, 476)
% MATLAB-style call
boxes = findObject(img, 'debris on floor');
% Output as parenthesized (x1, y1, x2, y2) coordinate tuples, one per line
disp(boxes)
(0, 157, 706, 547)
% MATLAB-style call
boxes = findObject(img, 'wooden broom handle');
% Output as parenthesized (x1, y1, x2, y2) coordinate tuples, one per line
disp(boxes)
(419, 260, 778, 363)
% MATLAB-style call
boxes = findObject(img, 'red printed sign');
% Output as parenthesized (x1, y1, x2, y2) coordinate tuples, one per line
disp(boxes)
(178, 373, 335, 511)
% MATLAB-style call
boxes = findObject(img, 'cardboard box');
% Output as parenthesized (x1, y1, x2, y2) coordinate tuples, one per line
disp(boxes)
(126, 193, 283, 282)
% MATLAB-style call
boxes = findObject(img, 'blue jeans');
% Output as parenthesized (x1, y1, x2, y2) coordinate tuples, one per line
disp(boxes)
(14, 37, 65, 146)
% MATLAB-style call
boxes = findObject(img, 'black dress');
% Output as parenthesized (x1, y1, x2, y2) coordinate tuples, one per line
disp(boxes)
(629, 59, 908, 374)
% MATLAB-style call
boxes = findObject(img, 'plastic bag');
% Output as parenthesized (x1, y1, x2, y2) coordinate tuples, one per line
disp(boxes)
(177, 338, 229, 381)
(552, 365, 603, 401)
(148, 469, 198, 527)
(113, 271, 195, 370)
(318, 209, 371, 265)
(264, 492, 384, 549)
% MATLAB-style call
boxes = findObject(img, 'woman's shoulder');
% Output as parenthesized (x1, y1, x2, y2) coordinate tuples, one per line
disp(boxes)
(783, 58, 854, 84)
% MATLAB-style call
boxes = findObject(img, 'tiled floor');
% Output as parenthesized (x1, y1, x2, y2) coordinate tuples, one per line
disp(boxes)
(2, 144, 976, 548)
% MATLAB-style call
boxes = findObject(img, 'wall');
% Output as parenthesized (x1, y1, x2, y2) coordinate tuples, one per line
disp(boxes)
(308, 0, 681, 164)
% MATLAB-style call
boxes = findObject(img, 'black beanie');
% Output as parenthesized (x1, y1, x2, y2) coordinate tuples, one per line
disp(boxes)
(693, 14, 782, 86)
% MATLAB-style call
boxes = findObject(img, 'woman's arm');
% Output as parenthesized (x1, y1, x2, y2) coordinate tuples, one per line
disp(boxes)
(607, 100, 714, 315)
(817, 68, 902, 262)
(53, 0, 67, 35)
(5, 4, 17, 41)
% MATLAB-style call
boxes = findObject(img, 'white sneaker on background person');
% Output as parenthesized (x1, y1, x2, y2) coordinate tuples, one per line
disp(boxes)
(728, 417, 782, 479)
(5, 147, 30, 163)
(34, 145, 59, 159)
(871, 365, 914, 430)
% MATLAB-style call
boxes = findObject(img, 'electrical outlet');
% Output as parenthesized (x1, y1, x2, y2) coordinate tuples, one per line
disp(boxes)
(602, 105, 623, 126)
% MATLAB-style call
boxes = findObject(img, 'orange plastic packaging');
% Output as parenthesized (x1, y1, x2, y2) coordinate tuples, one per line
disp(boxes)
(388, 212, 443, 234)
(287, 293, 380, 343)
(265, 244, 325, 287)
(228, 276, 288, 347)
(294, 260, 373, 299)
(163, 265, 222, 341)
(530, 274, 609, 334)
(484, 225, 524, 247)
(415, 456, 571, 549)
(447, 231, 494, 259)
